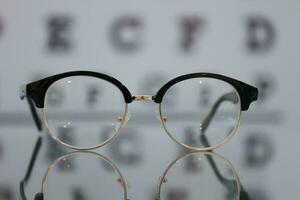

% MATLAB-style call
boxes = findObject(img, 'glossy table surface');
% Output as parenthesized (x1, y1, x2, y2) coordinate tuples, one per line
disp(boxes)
(19, 126, 252, 200)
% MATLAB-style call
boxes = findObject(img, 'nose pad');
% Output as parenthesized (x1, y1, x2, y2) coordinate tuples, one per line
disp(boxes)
(114, 111, 131, 132)
(156, 175, 167, 197)
(117, 177, 129, 189)
(158, 176, 168, 184)
(155, 110, 168, 123)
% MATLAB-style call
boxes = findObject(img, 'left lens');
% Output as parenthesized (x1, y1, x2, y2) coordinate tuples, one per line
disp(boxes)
(159, 77, 241, 150)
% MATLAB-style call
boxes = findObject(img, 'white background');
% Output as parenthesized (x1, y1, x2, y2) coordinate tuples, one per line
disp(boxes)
(0, 1, 299, 199)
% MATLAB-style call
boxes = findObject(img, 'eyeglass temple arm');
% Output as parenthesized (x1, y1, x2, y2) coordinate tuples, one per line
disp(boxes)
(20, 136, 43, 200)
(199, 92, 250, 199)
(200, 91, 238, 134)
(20, 85, 43, 131)
(200, 134, 250, 200)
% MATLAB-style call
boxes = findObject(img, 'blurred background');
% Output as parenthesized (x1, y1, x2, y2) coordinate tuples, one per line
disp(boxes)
(0, 0, 299, 199)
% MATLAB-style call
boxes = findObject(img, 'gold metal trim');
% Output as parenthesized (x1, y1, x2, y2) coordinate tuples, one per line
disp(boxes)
(156, 151, 241, 200)
(158, 90, 242, 151)
(132, 95, 153, 101)
(41, 103, 129, 150)
(40, 151, 128, 200)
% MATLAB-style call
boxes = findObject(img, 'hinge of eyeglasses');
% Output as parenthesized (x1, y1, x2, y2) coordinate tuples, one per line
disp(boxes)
(20, 84, 27, 100)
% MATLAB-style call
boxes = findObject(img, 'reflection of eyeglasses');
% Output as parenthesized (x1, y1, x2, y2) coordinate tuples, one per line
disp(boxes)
(20, 136, 128, 200)
(20, 136, 250, 200)
(158, 151, 250, 200)
(20, 71, 258, 150)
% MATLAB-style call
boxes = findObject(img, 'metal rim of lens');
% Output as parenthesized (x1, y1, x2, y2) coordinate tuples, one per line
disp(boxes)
(158, 82, 242, 151)
(42, 103, 128, 150)
(157, 151, 241, 200)
(40, 151, 128, 200)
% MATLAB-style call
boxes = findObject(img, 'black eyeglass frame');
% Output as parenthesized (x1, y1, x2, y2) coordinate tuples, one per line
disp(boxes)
(22, 71, 257, 110)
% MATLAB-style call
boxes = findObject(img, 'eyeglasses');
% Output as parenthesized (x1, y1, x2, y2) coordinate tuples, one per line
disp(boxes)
(20, 71, 258, 150)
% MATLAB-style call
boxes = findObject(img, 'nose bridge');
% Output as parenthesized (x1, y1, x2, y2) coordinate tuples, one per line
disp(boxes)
(132, 95, 154, 101)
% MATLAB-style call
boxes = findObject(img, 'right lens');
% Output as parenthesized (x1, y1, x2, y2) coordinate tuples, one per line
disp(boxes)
(43, 75, 127, 149)
(159, 152, 240, 200)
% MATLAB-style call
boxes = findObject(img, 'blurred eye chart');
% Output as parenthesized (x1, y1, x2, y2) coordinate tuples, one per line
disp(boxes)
(0, 1, 299, 200)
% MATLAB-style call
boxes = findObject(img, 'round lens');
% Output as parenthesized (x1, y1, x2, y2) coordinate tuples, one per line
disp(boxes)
(159, 152, 240, 200)
(160, 77, 241, 149)
(44, 76, 126, 149)
(43, 152, 127, 200)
